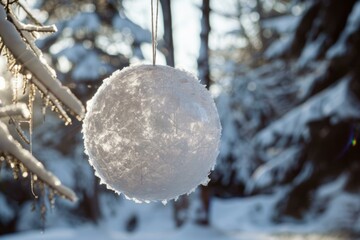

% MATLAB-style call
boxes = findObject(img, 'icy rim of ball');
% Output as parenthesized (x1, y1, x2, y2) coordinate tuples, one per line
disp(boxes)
(82, 64, 222, 204)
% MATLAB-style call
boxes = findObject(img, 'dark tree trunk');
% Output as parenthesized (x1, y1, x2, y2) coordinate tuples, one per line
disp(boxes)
(80, 177, 101, 223)
(160, 0, 189, 228)
(160, 0, 175, 67)
(197, 0, 211, 88)
(172, 195, 189, 228)
(195, 0, 212, 227)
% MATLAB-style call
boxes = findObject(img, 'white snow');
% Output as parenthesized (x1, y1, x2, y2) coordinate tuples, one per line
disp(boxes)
(3, 187, 359, 239)
(256, 76, 360, 148)
(0, 194, 15, 224)
(112, 14, 151, 44)
(54, 43, 113, 81)
(264, 36, 292, 59)
(0, 6, 85, 120)
(0, 121, 77, 202)
(66, 12, 100, 34)
(250, 146, 302, 189)
(55, 43, 87, 63)
(326, 1, 360, 59)
(71, 52, 112, 81)
(298, 34, 326, 67)
(0, 103, 30, 119)
(262, 15, 300, 34)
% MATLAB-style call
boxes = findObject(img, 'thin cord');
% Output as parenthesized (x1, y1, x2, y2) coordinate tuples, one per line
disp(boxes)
(151, 0, 159, 66)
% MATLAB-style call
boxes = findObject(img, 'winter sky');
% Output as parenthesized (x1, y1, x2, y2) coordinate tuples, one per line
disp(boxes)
(122, 0, 240, 72)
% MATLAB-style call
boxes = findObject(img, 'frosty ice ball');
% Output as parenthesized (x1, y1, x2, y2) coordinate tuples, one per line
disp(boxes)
(83, 65, 221, 203)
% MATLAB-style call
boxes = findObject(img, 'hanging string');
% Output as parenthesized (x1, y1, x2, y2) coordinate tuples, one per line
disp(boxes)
(151, 0, 159, 66)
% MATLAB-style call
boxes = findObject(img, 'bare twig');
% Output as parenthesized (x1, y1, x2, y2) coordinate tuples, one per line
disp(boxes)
(6, 7, 48, 59)
(19, 23, 57, 33)
(16, 0, 41, 25)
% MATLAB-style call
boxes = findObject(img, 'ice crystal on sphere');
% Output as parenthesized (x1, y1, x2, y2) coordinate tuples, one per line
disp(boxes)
(83, 65, 221, 203)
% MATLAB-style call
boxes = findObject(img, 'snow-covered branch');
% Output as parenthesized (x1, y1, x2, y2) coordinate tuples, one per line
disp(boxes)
(255, 77, 360, 149)
(0, 103, 30, 119)
(0, 121, 77, 202)
(19, 23, 57, 33)
(16, 0, 42, 25)
(0, 3, 82, 203)
(0, 6, 85, 123)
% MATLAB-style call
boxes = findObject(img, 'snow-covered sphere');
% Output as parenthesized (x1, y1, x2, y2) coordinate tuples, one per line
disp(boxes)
(83, 65, 221, 203)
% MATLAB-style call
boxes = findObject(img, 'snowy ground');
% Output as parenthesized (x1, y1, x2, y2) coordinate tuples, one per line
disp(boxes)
(2, 192, 359, 240)
(2, 226, 353, 240)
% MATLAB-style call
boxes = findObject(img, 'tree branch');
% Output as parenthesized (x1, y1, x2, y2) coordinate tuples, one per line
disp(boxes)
(0, 6, 85, 123)
(0, 102, 30, 119)
(19, 23, 57, 33)
(17, 0, 42, 25)
(0, 121, 77, 202)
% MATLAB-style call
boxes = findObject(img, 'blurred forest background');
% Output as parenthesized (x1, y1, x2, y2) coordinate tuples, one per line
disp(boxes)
(1, 0, 360, 238)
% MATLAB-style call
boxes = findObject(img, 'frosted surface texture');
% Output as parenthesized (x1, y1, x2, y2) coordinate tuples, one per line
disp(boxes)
(83, 65, 221, 202)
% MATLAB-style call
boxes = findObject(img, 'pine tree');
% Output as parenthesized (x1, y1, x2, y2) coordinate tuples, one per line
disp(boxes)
(215, 0, 360, 225)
